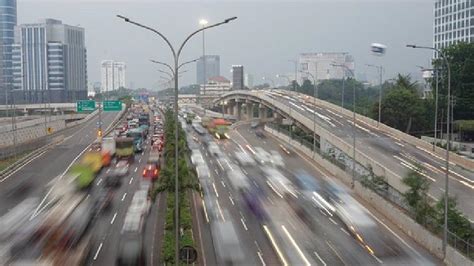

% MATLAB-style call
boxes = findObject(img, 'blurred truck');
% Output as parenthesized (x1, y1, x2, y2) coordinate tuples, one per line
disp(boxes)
(68, 164, 96, 190)
(127, 128, 145, 152)
(101, 137, 116, 167)
(80, 151, 103, 174)
(116, 137, 134, 161)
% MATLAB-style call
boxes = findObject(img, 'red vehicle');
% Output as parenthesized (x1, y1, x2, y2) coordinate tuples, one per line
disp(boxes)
(142, 164, 159, 180)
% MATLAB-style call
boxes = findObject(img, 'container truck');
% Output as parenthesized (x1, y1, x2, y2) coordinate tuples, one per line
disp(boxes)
(127, 128, 145, 152)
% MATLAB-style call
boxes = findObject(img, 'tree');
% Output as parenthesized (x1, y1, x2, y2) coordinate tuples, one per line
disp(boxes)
(402, 166, 435, 224)
(435, 196, 473, 241)
(433, 42, 474, 121)
(375, 75, 428, 134)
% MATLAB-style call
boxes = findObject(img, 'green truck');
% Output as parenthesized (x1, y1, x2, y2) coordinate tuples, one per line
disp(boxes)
(116, 137, 134, 160)
(68, 163, 95, 190)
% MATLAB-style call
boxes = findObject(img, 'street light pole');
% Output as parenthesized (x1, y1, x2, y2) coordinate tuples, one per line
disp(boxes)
(366, 64, 383, 126)
(199, 19, 208, 114)
(118, 15, 237, 264)
(406, 44, 451, 258)
(332, 63, 356, 188)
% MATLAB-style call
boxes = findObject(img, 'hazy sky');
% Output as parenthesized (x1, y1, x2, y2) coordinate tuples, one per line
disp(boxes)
(19, 0, 434, 89)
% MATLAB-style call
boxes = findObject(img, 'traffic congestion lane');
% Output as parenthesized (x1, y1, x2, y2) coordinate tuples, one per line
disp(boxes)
(0, 112, 118, 216)
(220, 131, 375, 265)
(233, 123, 440, 265)
(90, 117, 163, 266)
(269, 91, 474, 221)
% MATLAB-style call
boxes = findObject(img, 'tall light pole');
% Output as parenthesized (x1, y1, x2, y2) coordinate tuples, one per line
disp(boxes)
(332, 63, 356, 189)
(406, 44, 450, 258)
(366, 64, 384, 126)
(199, 19, 208, 113)
(119, 15, 237, 263)
(300, 71, 318, 155)
(418, 66, 440, 151)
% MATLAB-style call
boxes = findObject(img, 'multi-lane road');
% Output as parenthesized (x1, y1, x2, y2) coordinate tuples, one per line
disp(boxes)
(265, 90, 474, 221)
(186, 119, 440, 265)
(0, 111, 118, 216)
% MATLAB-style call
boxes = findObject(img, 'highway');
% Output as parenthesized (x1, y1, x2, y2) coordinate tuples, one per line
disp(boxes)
(0, 111, 118, 217)
(88, 135, 164, 266)
(186, 119, 440, 265)
(265, 90, 474, 221)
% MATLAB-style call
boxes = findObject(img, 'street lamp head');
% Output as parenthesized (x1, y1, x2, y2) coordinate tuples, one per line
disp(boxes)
(116, 15, 130, 22)
(406, 44, 417, 48)
(224, 16, 238, 23)
(199, 19, 209, 26)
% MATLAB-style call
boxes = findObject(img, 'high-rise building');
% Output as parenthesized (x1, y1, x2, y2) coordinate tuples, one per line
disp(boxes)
(0, 0, 17, 103)
(101, 60, 126, 93)
(12, 19, 88, 103)
(244, 73, 254, 88)
(298, 52, 354, 83)
(196, 55, 220, 84)
(232, 65, 244, 90)
(434, 0, 474, 52)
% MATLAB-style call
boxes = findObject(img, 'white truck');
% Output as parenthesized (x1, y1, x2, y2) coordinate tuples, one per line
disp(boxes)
(101, 137, 116, 157)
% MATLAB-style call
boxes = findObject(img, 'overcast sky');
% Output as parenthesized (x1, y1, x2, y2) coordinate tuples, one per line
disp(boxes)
(19, 0, 434, 89)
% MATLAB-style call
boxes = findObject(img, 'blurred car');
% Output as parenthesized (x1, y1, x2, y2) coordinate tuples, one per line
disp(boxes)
(105, 172, 122, 188)
(241, 187, 266, 221)
(190, 149, 205, 166)
(113, 160, 130, 177)
(93, 187, 114, 215)
(250, 121, 260, 128)
(234, 151, 256, 166)
(227, 168, 250, 191)
(262, 166, 297, 198)
(254, 147, 273, 165)
(255, 128, 265, 138)
(128, 190, 151, 218)
(116, 232, 146, 266)
(196, 164, 210, 180)
(142, 164, 159, 180)
(208, 142, 221, 157)
(211, 218, 245, 265)
(270, 150, 284, 167)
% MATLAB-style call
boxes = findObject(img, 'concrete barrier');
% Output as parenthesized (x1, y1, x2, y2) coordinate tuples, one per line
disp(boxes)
(0, 111, 98, 148)
(264, 125, 473, 265)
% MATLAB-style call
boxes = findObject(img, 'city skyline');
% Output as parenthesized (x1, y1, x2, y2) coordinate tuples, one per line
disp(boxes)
(14, 1, 433, 89)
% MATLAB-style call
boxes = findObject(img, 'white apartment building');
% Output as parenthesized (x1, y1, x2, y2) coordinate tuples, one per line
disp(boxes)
(434, 0, 474, 52)
(200, 76, 231, 96)
(101, 60, 126, 93)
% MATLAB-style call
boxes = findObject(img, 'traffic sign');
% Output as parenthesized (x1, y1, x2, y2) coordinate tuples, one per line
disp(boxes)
(76, 100, 96, 112)
(103, 100, 122, 112)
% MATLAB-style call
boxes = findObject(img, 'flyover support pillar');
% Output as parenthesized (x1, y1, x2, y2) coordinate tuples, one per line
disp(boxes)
(235, 100, 242, 121)
(258, 103, 267, 121)
(246, 101, 253, 120)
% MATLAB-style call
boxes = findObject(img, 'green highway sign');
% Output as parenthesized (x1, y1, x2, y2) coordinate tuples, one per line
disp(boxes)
(76, 100, 96, 112)
(103, 100, 122, 111)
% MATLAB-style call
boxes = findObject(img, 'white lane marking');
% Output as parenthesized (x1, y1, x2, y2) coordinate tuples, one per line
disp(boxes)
(110, 212, 118, 224)
(221, 180, 226, 188)
(96, 178, 103, 186)
(240, 218, 248, 231)
(340, 227, 350, 236)
(129, 177, 134, 184)
(93, 242, 103, 260)
(329, 217, 338, 225)
(257, 251, 266, 266)
(281, 225, 310, 266)
(228, 195, 235, 205)
(313, 251, 327, 266)
(415, 145, 456, 166)
(395, 142, 405, 147)
(0, 150, 48, 182)
(242, 169, 248, 175)
(31, 140, 92, 219)
(121, 193, 127, 201)
(202, 199, 210, 223)
(139, 158, 142, 163)
(212, 182, 219, 197)
(216, 199, 225, 221)
(263, 225, 288, 266)
(134, 167, 138, 172)
(214, 169, 219, 175)
(106, 168, 111, 173)
(326, 240, 346, 265)
(141, 151, 145, 155)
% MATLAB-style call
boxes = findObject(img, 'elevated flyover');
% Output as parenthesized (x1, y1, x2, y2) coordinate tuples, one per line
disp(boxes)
(215, 89, 474, 221)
